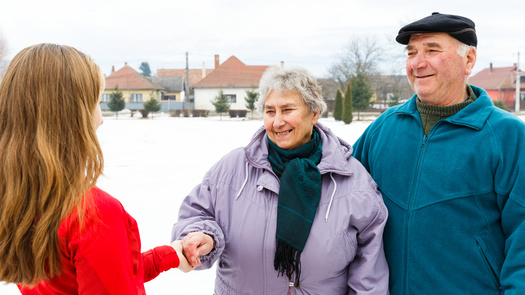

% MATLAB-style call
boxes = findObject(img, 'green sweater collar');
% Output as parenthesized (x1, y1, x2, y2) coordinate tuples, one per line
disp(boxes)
(416, 85, 478, 135)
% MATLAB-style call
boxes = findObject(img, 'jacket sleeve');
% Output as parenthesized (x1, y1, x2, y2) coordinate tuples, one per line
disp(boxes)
(171, 168, 225, 269)
(142, 245, 180, 282)
(347, 184, 390, 295)
(495, 116, 525, 293)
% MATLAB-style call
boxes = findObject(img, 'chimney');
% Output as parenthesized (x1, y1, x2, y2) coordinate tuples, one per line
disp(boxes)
(281, 61, 284, 68)
(490, 62, 493, 72)
(125, 62, 128, 66)
(202, 62, 206, 78)
(111, 66, 115, 74)
(215, 54, 220, 68)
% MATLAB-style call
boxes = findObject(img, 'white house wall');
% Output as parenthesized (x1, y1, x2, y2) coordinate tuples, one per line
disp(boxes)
(194, 87, 258, 111)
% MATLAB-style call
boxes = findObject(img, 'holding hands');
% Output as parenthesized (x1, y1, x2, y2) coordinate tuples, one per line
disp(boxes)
(170, 240, 194, 273)
(180, 232, 215, 268)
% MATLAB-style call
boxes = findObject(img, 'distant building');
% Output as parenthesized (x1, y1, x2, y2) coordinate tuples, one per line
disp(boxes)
(192, 55, 269, 112)
(107, 55, 273, 114)
(150, 76, 185, 102)
(157, 68, 213, 90)
(103, 63, 188, 112)
(103, 63, 163, 111)
(468, 63, 525, 110)
(156, 66, 213, 105)
(371, 75, 414, 109)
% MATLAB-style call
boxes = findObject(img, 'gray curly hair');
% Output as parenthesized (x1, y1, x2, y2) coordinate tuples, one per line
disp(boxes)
(257, 65, 327, 114)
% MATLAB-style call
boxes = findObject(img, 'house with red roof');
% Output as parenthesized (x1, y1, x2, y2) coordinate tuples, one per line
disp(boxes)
(103, 63, 164, 110)
(192, 55, 269, 112)
(468, 63, 525, 110)
(103, 63, 186, 113)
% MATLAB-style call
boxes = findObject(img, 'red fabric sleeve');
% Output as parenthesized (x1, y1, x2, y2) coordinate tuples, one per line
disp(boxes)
(142, 245, 180, 282)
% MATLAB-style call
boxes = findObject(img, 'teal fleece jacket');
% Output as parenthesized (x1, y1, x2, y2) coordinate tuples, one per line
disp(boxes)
(353, 85, 525, 294)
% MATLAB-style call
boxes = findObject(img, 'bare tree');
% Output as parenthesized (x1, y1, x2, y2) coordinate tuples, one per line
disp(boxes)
(317, 78, 338, 115)
(0, 33, 7, 78)
(328, 35, 384, 90)
(372, 75, 414, 109)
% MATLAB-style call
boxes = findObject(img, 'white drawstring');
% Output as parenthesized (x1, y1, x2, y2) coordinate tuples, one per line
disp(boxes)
(325, 173, 337, 222)
(235, 162, 337, 221)
(236, 162, 249, 200)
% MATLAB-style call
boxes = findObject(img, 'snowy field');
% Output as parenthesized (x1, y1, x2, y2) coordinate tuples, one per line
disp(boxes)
(1, 112, 523, 294)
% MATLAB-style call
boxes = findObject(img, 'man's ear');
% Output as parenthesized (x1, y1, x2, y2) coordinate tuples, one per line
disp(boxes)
(465, 46, 477, 76)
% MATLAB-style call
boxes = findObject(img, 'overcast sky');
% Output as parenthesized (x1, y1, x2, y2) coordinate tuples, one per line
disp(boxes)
(1, 0, 524, 79)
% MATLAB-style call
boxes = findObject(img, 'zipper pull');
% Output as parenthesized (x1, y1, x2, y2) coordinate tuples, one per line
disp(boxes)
(288, 282, 294, 295)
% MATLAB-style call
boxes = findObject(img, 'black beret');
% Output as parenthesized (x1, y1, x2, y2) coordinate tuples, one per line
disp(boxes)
(396, 12, 477, 47)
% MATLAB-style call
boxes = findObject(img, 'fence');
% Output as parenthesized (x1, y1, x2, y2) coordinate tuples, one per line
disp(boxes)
(101, 101, 195, 113)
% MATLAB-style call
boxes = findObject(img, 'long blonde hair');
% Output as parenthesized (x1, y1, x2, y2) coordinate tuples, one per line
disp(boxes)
(0, 43, 104, 285)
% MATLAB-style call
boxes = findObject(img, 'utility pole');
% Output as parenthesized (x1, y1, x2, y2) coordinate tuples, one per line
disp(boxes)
(515, 52, 521, 112)
(185, 52, 190, 112)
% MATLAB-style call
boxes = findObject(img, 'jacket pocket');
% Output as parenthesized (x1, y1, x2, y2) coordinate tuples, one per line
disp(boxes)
(328, 230, 356, 275)
(475, 235, 504, 294)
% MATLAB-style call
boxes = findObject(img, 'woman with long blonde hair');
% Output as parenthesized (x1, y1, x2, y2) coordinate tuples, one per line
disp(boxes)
(0, 43, 191, 294)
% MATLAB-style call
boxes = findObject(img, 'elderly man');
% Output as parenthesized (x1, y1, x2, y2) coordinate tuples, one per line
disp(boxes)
(353, 12, 525, 294)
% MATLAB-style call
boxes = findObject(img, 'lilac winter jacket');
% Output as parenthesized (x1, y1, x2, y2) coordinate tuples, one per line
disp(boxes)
(172, 123, 389, 295)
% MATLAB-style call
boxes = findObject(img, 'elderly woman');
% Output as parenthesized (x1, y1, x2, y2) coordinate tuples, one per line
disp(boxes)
(172, 66, 389, 294)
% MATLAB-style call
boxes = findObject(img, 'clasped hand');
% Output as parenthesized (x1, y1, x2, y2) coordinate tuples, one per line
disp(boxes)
(180, 232, 215, 268)
(171, 232, 214, 272)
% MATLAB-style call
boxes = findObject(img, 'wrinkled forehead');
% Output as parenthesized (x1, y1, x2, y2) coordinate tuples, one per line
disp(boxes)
(264, 91, 303, 108)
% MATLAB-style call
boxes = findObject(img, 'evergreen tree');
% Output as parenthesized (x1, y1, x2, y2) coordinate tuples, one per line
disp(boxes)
(143, 93, 161, 119)
(211, 90, 230, 120)
(108, 86, 125, 118)
(342, 81, 353, 124)
(351, 72, 373, 120)
(493, 100, 509, 111)
(333, 88, 344, 121)
(387, 94, 402, 107)
(245, 88, 259, 119)
(139, 62, 151, 77)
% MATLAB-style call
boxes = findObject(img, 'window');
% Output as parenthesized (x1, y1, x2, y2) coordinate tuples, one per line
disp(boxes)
(102, 93, 110, 102)
(225, 94, 236, 103)
(521, 92, 525, 101)
(130, 93, 143, 102)
(162, 95, 177, 101)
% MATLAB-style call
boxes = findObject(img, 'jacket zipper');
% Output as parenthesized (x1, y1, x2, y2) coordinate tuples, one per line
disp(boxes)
(403, 134, 427, 293)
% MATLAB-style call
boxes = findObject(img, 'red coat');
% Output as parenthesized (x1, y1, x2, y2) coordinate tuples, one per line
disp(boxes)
(18, 187, 179, 294)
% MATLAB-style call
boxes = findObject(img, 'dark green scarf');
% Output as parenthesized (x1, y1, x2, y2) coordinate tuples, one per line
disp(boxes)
(267, 128, 322, 287)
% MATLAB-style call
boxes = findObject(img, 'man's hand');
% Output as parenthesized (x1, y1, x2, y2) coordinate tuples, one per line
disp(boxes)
(181, 232, 215, 268)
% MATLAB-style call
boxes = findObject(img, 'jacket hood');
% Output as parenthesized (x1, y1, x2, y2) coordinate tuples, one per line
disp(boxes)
(244, 122, 353, 177)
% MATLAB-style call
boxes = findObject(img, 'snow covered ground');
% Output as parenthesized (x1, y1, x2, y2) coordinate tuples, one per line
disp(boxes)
(0, 115, 372, 294)
(1, 112, 523, 294)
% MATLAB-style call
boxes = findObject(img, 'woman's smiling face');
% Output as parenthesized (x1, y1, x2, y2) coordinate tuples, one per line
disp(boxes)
(263, 90, 319, 150)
